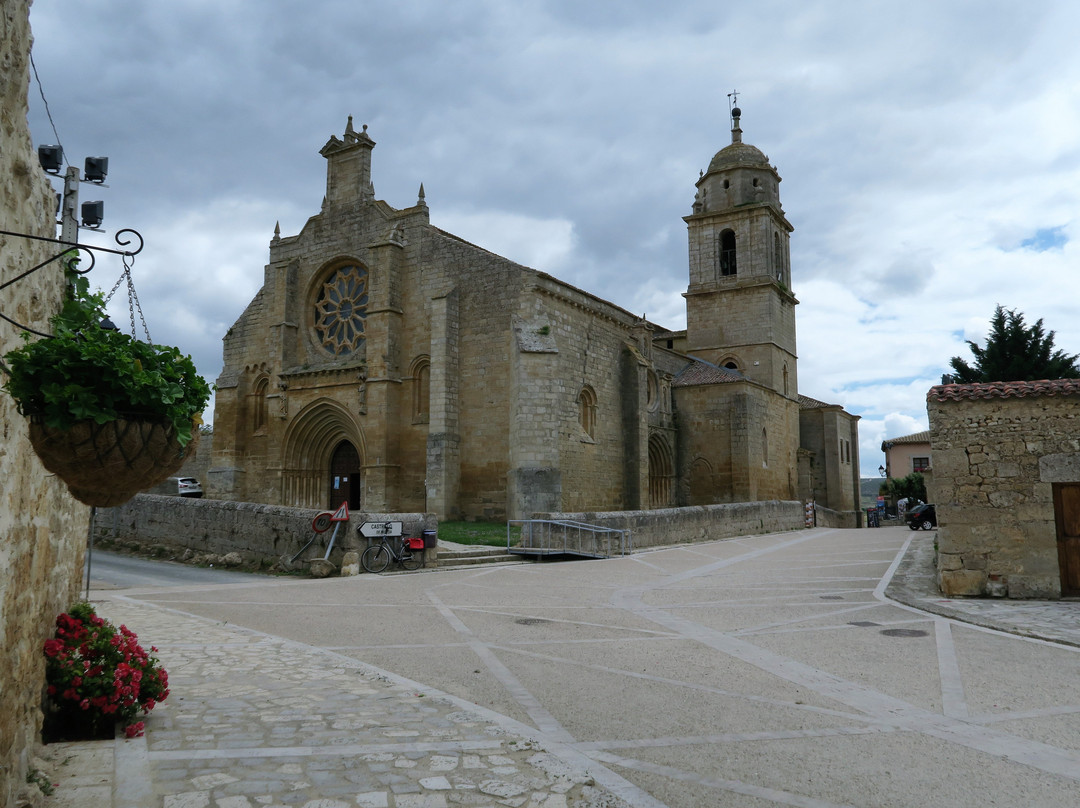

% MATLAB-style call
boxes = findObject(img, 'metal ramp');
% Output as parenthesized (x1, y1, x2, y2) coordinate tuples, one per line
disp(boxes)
(507, 520, 632, 560)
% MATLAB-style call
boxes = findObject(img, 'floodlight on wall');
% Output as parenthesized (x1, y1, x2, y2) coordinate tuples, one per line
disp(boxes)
(81, 200, 104, 228)
(38, 144, 63, 173)
(84, 156, 109, 183)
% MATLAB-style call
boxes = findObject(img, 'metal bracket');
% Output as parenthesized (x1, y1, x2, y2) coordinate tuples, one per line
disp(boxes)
(0, 227, 143, 337)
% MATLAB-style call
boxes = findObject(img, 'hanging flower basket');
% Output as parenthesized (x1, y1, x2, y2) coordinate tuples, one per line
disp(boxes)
(29, 416, 199, 507)
(2, 264, 211, 505)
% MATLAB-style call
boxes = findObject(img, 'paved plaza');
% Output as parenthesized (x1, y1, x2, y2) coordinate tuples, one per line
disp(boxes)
(44, 526, 1080, 807)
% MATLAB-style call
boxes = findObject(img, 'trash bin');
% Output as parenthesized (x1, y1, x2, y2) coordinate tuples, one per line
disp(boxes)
(422, 529, 438, 548)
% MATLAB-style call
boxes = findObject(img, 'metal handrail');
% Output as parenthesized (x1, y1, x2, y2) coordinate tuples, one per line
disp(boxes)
(507, 519, 632, 558)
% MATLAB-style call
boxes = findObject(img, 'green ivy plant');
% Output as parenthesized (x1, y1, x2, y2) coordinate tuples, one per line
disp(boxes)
(2, 264, 210, 446)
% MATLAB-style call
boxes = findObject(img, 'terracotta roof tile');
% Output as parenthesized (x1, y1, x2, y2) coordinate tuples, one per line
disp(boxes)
(798, 394, 832, 409)
(928, 379, 1080, 402)
(882, 430, 930, 445)
(672, 359, 744, 387)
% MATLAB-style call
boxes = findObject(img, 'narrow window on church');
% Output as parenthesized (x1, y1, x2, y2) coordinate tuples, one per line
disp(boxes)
(412, 358, 430, 423)
(774, 232, 783, 283)
(783, 363, 789, 396)
(252, 377, 269, 432)
(579, 386, 597, 439)
(719, 230, 737, 277)
(762, 428, 769, 468)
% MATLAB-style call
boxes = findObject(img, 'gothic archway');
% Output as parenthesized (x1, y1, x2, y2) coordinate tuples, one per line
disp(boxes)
(280, 398, 366, 508)
(648, 433, 675, 509)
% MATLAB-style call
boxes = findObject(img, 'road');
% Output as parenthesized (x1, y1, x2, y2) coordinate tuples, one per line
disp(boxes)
(106, 526, 1080, 806)
(87, 549, 268, 588)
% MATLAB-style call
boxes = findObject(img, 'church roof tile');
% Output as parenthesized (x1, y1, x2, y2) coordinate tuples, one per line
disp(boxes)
(672, 360, 744, 387)
(928, 379, 1080, 402)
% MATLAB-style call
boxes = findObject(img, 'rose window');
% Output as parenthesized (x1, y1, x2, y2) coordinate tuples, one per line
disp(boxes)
(315, 266, 369, 355)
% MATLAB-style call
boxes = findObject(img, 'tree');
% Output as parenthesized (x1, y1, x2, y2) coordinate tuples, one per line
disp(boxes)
(949, 305, 1080, 383)
(879, 472, 927, 504)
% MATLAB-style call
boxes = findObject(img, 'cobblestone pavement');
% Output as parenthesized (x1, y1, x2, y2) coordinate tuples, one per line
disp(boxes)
(41, 528, 1080, 807)
(43, 597, 636, 808)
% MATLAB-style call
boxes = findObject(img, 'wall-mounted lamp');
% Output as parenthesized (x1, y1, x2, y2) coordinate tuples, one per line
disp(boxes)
(38, 144, 63, 174)
(878, 465, 886, 477)
(83, 156, 108, 183)
(81, 200, 104, 228)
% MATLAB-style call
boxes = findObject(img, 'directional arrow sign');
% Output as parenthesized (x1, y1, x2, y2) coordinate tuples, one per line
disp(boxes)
(358, 521, 403, 538)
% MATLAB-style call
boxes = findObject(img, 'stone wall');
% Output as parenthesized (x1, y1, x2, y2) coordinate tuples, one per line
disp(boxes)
(811, 503, 859, 529)
(540, 500, 804, 549)
(94, 495, 435, 568)
(0, 2, 93, 803)
(928, 384, 1080, 598)
(798, 402, 862, 517)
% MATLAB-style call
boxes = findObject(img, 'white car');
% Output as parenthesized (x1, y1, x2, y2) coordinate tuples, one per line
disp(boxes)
(154, 476, 203, 498)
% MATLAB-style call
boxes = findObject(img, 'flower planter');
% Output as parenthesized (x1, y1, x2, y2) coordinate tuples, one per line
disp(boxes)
(29, 417, 198, 507)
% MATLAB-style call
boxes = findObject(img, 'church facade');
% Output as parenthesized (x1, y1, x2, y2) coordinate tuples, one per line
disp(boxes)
(207, 112, 860, 522)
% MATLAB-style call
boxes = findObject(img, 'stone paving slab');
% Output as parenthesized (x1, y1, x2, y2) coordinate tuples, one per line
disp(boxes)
(44, 596, 636, 808)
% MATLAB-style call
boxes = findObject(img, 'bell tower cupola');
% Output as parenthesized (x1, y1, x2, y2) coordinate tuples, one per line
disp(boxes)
(684, 107, 798, 398)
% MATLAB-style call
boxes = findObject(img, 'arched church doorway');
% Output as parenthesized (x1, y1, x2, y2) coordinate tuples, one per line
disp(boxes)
(280, 398, 365, 509)
(329, 440, 362, 510)
(648, 434, 674, 508)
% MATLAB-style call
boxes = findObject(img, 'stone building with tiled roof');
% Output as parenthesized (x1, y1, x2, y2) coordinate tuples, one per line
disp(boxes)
(928, 379, 1080, 598)
(207, 111, 860, 522)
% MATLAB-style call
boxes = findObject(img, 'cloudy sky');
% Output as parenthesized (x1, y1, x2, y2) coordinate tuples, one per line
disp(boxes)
(24, 0, 1080, 478)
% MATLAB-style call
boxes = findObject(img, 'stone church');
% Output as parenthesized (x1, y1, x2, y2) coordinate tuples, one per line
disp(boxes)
(207, 111, 861, 522)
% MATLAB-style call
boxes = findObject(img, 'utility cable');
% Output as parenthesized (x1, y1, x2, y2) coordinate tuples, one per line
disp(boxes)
(29, 46, 66, 168)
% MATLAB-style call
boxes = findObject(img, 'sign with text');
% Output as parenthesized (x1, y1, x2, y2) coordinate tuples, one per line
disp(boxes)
(358, 521, 403, 538)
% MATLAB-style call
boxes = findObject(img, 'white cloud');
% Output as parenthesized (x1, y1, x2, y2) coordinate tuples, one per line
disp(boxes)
(22, 0, 1080, 476)
(431, 210, 576, 276)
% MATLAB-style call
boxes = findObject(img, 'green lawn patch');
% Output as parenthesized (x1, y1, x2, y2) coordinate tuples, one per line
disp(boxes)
(437, 521, 520, 547)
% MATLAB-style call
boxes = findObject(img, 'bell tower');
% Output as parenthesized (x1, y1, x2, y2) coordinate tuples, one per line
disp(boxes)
(684, 107, 798, 398)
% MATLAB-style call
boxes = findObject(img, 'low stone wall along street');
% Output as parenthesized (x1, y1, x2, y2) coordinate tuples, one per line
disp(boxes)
(811, 503, 862, 529)
(540, 500, 805, 548)
(94, 495, 435, 569)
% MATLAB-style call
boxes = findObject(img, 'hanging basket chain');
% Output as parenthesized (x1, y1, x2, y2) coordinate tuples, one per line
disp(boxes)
(102, 254, 152, 343)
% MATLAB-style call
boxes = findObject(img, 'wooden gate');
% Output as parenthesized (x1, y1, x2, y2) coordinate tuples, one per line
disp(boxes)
(1052, 483, 1080, 596)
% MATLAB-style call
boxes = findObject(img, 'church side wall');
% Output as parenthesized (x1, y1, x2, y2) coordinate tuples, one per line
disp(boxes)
(545, 297, 640, 512)
(675, 385, 736, 504)
(0, 3, 92, 801)
(423, 230, 526, 520)
(676, 383, 799, 505)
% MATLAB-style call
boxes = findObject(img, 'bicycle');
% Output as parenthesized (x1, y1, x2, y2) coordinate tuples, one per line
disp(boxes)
(361, 535, 424, 573)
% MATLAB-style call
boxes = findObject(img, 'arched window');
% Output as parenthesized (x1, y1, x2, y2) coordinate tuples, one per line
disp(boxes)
(774, 232, 783, 282)
(719, 230, 737, 277)
(578, 386, 597, 438)
(252, 377, 269, 432)
(410, 356, 430, 423)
